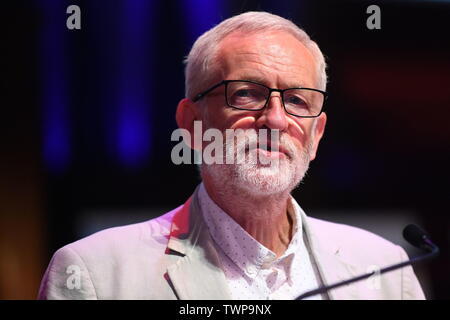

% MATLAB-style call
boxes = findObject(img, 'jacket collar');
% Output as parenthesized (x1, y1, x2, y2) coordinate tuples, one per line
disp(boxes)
(166, 185, 359, 300)
(165, 185, 233, 300)
(300, 210, 360, 300)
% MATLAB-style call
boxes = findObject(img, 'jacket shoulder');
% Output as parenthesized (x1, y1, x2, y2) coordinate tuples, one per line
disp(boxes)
(38, 206, 182, 299)
(306, 216, 426, 299)
(67, 206, 179, 256)
(307, 216, 401, 262)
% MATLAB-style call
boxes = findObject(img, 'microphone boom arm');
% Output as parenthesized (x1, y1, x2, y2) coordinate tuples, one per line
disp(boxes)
(296, 234, 439, 300)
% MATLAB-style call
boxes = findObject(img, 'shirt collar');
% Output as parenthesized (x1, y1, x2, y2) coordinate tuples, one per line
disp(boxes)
(198, 183, 303, 280)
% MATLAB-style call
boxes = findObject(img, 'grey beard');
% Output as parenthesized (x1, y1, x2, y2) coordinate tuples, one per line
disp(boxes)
(200, 138, 313, 197)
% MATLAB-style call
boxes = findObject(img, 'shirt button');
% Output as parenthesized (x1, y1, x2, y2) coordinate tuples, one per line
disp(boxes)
(263, 256, 275, 266)
(247, 266, 257, 275)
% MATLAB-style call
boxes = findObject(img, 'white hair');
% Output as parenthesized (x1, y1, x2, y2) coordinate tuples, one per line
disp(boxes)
(184, 11, 327, 100)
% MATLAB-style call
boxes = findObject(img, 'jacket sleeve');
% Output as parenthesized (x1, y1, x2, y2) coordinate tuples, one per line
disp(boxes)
(397, 246, 426, 300)
(37, 246, 98, 300)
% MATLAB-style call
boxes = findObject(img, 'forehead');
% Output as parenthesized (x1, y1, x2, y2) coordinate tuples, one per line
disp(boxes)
(215, 30, 318, 88)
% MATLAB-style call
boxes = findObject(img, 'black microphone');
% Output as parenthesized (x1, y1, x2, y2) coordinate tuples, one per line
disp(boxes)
(296, 224, 439, 300)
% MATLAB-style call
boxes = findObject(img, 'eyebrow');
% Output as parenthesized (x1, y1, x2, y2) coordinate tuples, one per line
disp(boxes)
(233, 75, 307, 89)
(237, 75, 267, 84)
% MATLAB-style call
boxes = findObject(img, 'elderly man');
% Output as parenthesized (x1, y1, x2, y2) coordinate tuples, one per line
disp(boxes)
(38, 11, 425, 300)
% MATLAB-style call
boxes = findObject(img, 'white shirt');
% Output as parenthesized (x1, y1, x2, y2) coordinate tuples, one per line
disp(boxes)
(198, 183, 324, 300)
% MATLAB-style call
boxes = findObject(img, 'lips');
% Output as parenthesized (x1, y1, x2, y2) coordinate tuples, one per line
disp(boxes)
(248, 142, 290, 160)
(260, 142, 289, 156)
(238, 133, 292, 160)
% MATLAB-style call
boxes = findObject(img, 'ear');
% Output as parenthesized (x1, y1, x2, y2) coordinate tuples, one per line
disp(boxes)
(308, 112, 327, 161)
(176, 98, 202, 150)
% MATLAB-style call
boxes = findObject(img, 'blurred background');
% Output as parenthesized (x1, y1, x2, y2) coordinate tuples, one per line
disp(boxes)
(1, 0, 449, 299)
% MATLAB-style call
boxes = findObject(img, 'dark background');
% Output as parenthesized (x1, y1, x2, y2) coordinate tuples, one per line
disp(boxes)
(1, 0, 449, 299)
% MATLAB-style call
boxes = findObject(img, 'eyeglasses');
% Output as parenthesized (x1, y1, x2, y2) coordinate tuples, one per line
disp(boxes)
(192, 80, 327, 118)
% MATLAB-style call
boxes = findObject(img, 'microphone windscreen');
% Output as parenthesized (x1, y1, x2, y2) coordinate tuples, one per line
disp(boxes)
(403, 224, 428, 248)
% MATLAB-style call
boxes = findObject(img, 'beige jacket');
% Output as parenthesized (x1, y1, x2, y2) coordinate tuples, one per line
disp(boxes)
(38, 186, 425, 300)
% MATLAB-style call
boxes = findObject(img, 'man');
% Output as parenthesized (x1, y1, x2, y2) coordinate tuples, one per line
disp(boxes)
(38, 11, 425, 300)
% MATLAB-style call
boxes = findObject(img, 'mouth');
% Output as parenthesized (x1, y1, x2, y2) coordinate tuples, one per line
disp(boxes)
(246, 142, 289, 160)
(256, 148, 286, 159)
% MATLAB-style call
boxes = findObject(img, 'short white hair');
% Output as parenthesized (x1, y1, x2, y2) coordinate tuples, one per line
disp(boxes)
(184, 11, 327, 100)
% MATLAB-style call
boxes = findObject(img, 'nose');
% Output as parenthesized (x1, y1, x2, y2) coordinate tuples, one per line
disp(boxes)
(256, 92, 288, 131)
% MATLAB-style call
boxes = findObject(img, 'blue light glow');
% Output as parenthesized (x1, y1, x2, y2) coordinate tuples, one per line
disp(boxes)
(182, 0, 226, 43)
(41, 0, 70, 173)
(115, 0, 153, 168)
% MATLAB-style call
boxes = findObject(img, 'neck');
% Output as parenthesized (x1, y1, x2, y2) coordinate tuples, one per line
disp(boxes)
(202, 178, 294, 257)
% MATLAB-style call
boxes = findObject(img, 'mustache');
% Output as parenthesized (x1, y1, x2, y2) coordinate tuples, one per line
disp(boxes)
(224, 129, 295, 159)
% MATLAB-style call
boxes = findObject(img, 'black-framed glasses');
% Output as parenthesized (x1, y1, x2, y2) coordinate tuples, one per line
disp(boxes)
(192, 80, 327, 118)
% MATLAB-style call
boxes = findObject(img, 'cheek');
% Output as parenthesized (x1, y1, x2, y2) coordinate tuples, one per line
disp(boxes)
(286, 117, 312, 146)
(229, 116, 258, 129)
(207, 110, 257, 131)
(202, 109, 226, 130)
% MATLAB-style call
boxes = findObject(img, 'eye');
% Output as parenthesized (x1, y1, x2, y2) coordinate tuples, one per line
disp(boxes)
(227, 82, 268, 108)
(286, 95, 308, 107)
(235, 89, 252, 97)
(230, 88, 265, 102)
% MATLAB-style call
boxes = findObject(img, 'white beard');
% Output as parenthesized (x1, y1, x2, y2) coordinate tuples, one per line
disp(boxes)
(201, 129, 313, 197)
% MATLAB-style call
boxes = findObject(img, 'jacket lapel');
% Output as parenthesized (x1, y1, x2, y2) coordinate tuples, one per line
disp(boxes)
(165, 187, 361, 300)
(300, 211, 360, 300)
(165, 186, 232, 300)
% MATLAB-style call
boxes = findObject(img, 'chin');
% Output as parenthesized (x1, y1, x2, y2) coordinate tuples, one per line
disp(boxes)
(203, 157, 308, 198)
(234, 163, 304, 196)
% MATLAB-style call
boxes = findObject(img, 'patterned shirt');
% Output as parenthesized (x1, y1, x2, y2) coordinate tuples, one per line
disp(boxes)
(198, 183, 323, 300)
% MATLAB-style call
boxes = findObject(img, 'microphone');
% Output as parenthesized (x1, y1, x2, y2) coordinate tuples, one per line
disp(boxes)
(296, 224, 439, 300)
